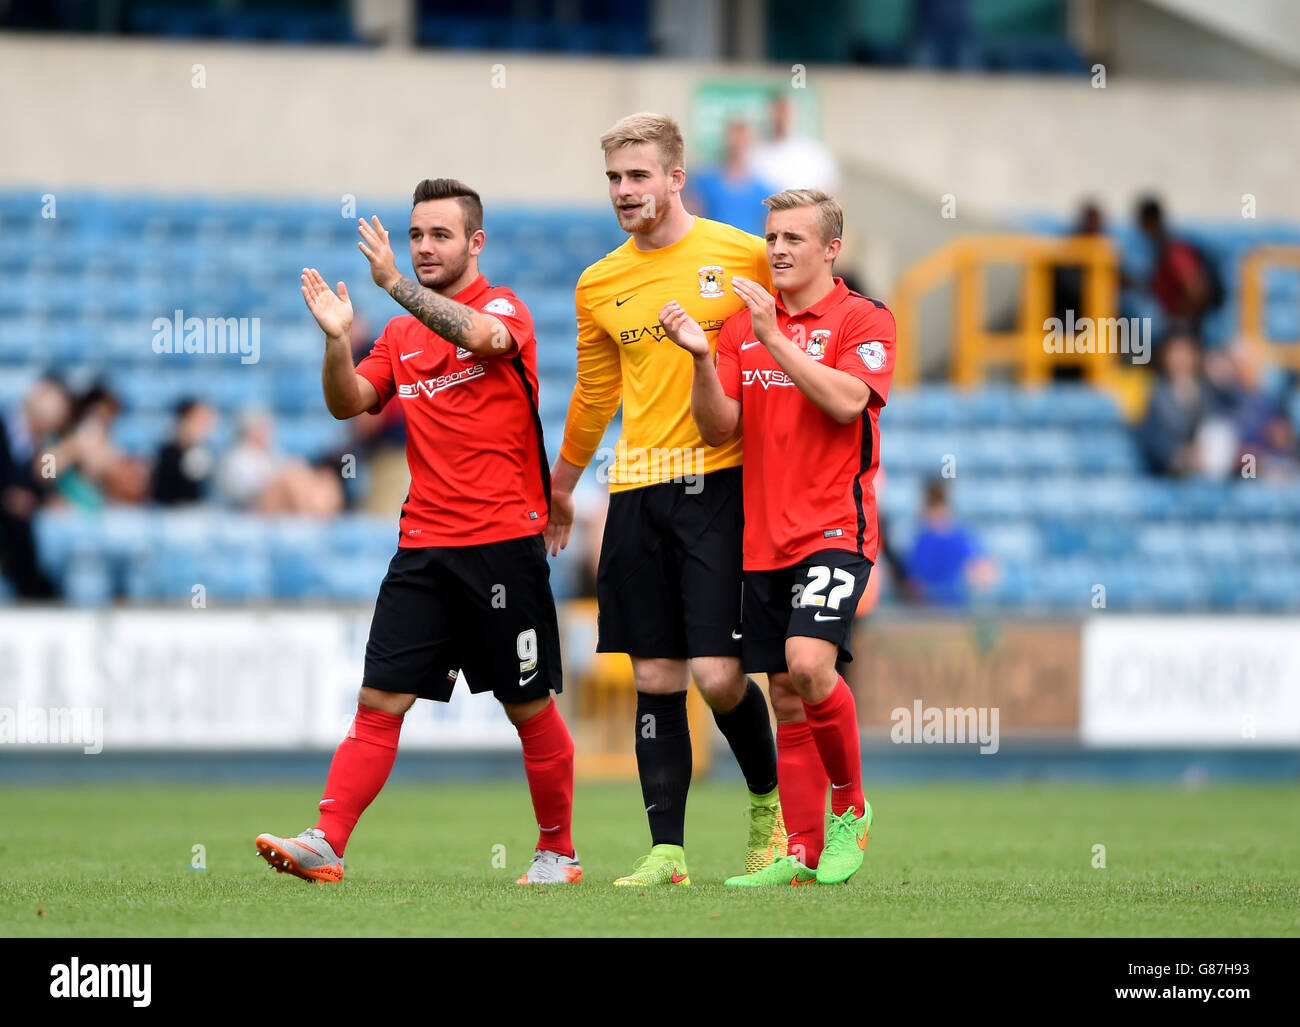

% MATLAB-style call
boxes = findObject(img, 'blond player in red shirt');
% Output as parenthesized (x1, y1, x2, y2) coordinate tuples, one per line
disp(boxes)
(659, 188, 896, 886)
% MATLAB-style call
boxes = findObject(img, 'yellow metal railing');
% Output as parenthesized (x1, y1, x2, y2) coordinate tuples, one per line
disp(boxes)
(890, 235, 1120, 387)
(1240, 245, 1300, 371)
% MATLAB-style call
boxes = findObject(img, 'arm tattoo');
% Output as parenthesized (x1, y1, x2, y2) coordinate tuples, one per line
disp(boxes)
(388, 275, 475, 344)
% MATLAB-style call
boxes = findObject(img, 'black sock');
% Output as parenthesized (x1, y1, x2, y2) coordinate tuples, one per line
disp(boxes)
(712, 678, 778, 796)
(634, 690, 692, 848)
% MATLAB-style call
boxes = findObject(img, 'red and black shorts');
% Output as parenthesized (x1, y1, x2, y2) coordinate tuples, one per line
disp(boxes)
(363, 533, 562, 704)
(741, 549, 873, 674)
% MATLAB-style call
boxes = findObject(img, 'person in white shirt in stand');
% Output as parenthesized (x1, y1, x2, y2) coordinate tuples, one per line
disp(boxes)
(749, 92, 841, 195)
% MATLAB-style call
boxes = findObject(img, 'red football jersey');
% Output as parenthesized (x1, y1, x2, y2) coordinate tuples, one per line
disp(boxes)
(355, 274, 549, 547)
(716, 277, 896, 570)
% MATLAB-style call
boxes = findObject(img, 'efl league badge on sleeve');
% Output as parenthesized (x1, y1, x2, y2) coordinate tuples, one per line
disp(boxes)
(857, 340, 888, 371)
(483, 297, 516, 317)
(698, 265, 725, 298)
(806, 329, 831, 361)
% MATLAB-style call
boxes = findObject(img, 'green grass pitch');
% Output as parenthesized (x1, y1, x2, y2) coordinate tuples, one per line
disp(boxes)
(2, 781, 1297, 937)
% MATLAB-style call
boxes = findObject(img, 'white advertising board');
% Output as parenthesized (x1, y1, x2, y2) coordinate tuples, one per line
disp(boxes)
(1081, 617, 1300, 746)
(0, 609, 519, 751)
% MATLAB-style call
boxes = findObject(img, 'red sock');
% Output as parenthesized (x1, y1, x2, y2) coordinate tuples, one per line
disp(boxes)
(802, 678, 864, 817)
(516, 699, 576, 858)
(777, 719, 830, 869)
(314, 704, 403, 855)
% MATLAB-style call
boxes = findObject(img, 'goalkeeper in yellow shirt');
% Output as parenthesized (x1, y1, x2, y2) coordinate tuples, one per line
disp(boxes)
(546, 113, 784, 885)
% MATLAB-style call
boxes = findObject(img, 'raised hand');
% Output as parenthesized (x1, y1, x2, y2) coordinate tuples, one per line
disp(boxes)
(301, 268, 354, 339)
(357, 216, 401, 291)
(657, 301, 711, 358)
(732, 276, 779, 343)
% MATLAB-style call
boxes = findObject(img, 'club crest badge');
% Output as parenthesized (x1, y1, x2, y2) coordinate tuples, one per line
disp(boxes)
(806, 329, 832, 360)
(698, 265, 725, 298)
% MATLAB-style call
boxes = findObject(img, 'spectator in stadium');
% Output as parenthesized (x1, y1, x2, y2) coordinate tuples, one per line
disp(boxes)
(749, 92, 840, 195)
(1251, 412, 1300, 479)
(151, 398, 218, 506)
(0, 375, 71, 598)
(685, 118, 770, 237)
(49, 382, 150, 508)
(217, 407, 343, 516)
(1204, 343, 1300, 479)
(1136, 331, 1213, 476)
(1047, 201, 1109, 381)
(1052, 201, 1106, 321)
(906, 478, 996, 606)
(910, 0, 977, 70)
(1133, 195, 1212, 337)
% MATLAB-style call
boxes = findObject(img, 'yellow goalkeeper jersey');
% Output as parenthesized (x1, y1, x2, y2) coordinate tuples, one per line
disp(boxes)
(560, 216, 771, 492)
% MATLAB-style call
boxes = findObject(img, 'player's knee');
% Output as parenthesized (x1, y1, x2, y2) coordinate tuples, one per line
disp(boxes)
(632, 657, 690, 694)
(784, 642, 836, 701)
(767, 673, 804, 722)
(501, 695, 553, 727)
(690, 657, 745, 711)
(358, 686, 417, 716)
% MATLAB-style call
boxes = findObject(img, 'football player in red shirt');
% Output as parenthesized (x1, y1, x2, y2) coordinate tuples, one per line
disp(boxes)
(255, 179, 580, 886)
(659, 188, 896, 886)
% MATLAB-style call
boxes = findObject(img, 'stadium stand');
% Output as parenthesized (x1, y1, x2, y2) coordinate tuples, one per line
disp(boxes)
(2, 188, 1299, 611)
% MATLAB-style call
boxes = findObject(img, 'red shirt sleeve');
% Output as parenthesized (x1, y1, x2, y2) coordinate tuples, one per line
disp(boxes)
(715, 312, 745, 402)
(479, 292, 533, 359)
(834, 303, 897, 408)
(355, 320, 400, 413)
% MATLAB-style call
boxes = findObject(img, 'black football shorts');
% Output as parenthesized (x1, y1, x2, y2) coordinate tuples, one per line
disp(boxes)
(363, 533, 562, 704)
(741, 549, 873, 674)
(595, 466, 743, 660)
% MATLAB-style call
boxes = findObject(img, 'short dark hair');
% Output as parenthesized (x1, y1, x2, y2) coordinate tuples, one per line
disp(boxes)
(412, 178, 483, 237)
(1136, 195, 1164, 227)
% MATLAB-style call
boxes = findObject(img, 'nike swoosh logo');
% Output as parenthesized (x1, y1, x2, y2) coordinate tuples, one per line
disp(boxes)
(645, 804, 656, 813)
(791, 875, 817, 886)
(519, 671, 538, 687)
(319, 799, 336, 804)
(616, 294, 637, 306)
(831, 782, 851, 789)
(730, 630, 743, 640)
(857, 832, 868, 851)
(671, 872, 689, 883)
(813, 611, 841, 622)
(740, 340, 762, 350)
(400, 350, 423, 361)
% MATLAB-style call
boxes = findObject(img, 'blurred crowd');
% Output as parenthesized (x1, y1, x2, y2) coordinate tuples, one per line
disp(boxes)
(0, 320, 408, 598)
(1054, 195, 1300, 480)
(687, 93, 841, 237)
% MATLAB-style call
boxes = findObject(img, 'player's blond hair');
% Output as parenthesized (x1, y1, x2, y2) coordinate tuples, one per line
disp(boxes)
(599, 113, 685, 174)
(763, 189, 843, 245)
